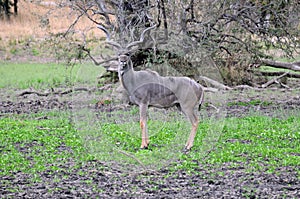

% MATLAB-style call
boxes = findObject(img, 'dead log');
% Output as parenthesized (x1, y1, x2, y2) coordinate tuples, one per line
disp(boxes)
(198, 76, 232, 90)
(260, 59, 300, 72)
(233, 85, 257, 90)
(257, 71, 300, 79)
(203, 87, 219, 93)
(18, 85, 112, 97)
(261, 72, 289, 88)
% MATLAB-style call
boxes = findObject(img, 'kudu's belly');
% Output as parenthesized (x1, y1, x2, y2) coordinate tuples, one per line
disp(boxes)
(129, 83, 179, 108)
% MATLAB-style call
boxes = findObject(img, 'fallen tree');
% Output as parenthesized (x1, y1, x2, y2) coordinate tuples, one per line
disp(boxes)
(257, 71, 300, 79)
(260, 59, 300, 72)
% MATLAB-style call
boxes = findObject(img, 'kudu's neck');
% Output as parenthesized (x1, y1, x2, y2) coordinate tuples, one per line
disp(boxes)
(118, 59, 136, 93)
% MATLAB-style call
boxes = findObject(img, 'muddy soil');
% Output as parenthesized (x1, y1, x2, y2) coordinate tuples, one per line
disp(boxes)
(1, 87, 300, 198)
(1, 159, 299, 198)
(1, 87, 299, 117)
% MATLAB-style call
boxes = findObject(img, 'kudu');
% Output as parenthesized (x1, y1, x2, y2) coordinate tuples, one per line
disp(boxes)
(99, 25, 204, 150)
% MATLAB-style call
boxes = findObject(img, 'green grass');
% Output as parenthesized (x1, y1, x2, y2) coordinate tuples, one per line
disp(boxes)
(0, 112, 91, 177)
(1, 110, 299, 176)
(78, 109, 300, 173)
(182, 113, 300, 173)
(227, 99, 272, 107)
(0, 62, 105, 89)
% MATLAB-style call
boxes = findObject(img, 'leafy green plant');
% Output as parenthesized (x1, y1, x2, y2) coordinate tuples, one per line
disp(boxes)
(1, 99, 299, 182)
(184, 114, 300, 173)
(0, 112, 90, 177)
(31, 48, 40, 56)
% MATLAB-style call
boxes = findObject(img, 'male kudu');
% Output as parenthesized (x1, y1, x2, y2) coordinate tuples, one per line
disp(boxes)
(99, 25, 204, 150)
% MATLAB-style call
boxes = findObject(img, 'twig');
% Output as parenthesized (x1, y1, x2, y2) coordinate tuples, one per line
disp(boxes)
(233, 85, 256, 90)
(203, 87, 219, 93)
(117, 149, 147, 171)
(81, 46, 118, 66)
(207, 103, 220, 113)
(274, 80, 290, 89)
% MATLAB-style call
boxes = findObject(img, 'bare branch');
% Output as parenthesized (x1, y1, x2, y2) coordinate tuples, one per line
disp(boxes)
(63, 12, 85, 37)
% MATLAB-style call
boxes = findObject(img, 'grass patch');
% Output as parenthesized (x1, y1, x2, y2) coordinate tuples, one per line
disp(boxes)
(227, 99, 272, 107)
(90, 110, 300, 173)
(1, 87, 299, 180)
(0, 112, 91, 177)
(1, 108, 299, 177)
(0, 62, 105, 89)
(182, 113, 300, 173)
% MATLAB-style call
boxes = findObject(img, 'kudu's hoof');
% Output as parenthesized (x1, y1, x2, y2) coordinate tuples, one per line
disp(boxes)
(182, 147, 191, 154)
(140, 146, 149, 150)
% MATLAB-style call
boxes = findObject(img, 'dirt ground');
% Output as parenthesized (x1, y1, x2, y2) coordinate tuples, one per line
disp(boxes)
(1, 87, 300, 198)
(2, 159, 299, 198)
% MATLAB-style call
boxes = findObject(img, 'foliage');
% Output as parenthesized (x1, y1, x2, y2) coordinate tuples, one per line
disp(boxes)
(65, 0, 300, 85)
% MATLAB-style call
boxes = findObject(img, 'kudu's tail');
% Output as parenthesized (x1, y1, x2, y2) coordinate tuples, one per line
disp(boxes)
(198, 86, 205, 111)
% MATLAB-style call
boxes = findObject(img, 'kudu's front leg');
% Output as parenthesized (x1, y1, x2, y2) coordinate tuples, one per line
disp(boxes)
(183, 108, 199, 151)
(139, 104, 149, 149)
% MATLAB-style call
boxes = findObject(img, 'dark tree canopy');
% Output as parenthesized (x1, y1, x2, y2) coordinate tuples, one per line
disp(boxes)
(0, 0, 18, 19)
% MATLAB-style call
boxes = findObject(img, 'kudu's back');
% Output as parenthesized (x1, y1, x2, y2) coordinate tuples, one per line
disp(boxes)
(128, 69, 204, 110)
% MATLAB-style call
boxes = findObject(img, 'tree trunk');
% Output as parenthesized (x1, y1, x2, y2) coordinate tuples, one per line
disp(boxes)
(13, 0, 17, 15)
(4, 0, 10, 19)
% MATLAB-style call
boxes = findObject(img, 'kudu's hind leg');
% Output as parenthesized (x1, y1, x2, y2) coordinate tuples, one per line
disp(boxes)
(182, 107, 199, 150)
(139, 104, 149, 149)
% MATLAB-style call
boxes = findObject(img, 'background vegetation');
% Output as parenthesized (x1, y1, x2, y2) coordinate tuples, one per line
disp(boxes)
(1, 0, 299, 86)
